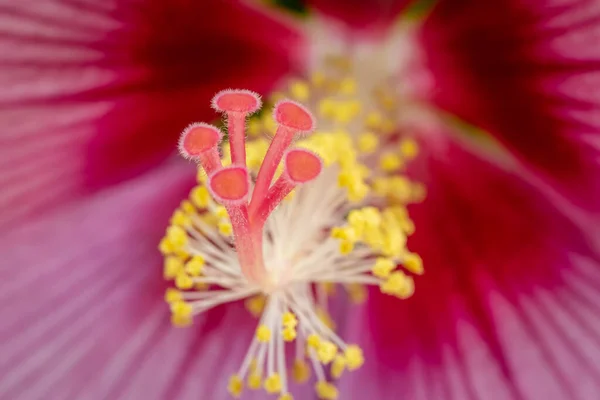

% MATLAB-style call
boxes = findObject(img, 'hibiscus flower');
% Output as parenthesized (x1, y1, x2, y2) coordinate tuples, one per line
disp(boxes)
(2, 0, 599, 399)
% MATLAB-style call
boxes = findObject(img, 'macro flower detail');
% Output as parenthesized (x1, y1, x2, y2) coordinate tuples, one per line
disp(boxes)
(160, 85, 425, 399)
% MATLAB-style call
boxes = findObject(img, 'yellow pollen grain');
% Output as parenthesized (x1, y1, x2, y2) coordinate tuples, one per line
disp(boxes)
(379, 153, 403, 172)
(282, 312, 298, 328)
(228, 374, 244, 398)
(344, 345, 365, 370)
(292, 359, 311, 383)
(399, 138, 419, 159)
(315, 381, 339, 400)
(256, 324, 271, 343)
(317, 340, 337, 365)
(279, 394, 294, 400)
(307, 334, 321, 349)
(372, 257, 396, 278)
(166, 225, 187, 250)
(184, 256, 204, 276)
(365, 111, 383, 129)
(357, 132, 379, 154)
(218, 221, 233, 236)
(264, 373, 282, 394)
(290, 80, 310, 101)
(245, 296, 266, 318)
(339, 77, 356, 95)
(170, 313, 192, 327)
(331, 354, 346, 379)
(380, 271, 415, 299)
(282, 326, 297, 342)
(403, 252, 424, 275)
(248, 372, 262, 390)
(164, 288, 182, 304)
(175, 272, 194, 290)
(163, 257, 184, 280)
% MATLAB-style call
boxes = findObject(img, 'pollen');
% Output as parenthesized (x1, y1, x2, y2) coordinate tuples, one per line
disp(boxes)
(256, 324, 271, 343)
(161, 79, 425, 398)
(228, 375, 244, 398)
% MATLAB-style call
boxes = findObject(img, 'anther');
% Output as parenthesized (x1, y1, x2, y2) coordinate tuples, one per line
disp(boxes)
(178, 123, 223, 174)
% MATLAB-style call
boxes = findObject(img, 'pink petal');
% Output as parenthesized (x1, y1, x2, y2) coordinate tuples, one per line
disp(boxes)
(0, 0, 302, 228)
(356, 135, 600, 399)
(0, 163, 231, 398)
(418, 0, 600, 212)
(305, 0, 412, 33)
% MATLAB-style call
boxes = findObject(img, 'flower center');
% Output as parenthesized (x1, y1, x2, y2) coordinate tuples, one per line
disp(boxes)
(159, 56, 426, 400)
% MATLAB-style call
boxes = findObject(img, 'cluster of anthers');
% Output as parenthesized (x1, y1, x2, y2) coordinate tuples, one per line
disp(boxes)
(160, 62, 425, 400)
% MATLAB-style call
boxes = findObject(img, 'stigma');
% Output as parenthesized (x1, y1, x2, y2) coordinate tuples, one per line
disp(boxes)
(161, 62, 424, 399)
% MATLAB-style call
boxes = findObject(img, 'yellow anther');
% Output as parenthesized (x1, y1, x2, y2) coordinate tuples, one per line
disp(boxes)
(190, 185, 210, 208)
(164, 288, 183, 304)
(372, 257, 396, 278)
(163, 257, 184, 280)
(279, 394, 294, 400)
(380, 271, 415, 299)
(307, 334, 321, 349)
(282, 312, 298, 328)
(170, 301, 192, 319)
(331, 354, 346, 379)
(290, 80, 310, 101)
(256, 324, 271, 343)
(282, 326, 297, 342)
(344, 345, 364, 371)
(347, 181, 369, 202)
(175, 272, 194, 290)
(365, 111, 383, 129)
(248, 372, 262, 390)
(317, 340, 337, 365)
(170, 209, 191, 227)
(184, 256, 204, 276)
(357, 132, 379, 153)
(170, 313, 192, 327)
(311, 71, 326, 88)
(158, 237, 174, 255)
(218, 221, 233, 236)
(380, 153, 403, 172)
(264, 373, 282, 394)
(228, 374, 244, 398)
(180, 200, 195, 215)
(339, 240, 354, 255)
(315, 381, 339, 400)
(245, 296, 266, 318)
(318, 98, 337, 118)
(345, 283, 367, 304)
(214, 205, 228, 219)
(399, 137, 419, 159)
(166, 225, 188, 250)
(330, 226, 356, 242)
(292, 359, 311, 383)
(339, 77, 356, 95)
(404, 252, 424, 275)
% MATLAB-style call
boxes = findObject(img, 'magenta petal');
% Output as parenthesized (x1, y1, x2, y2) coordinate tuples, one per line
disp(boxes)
(305, 0, 412, 33)
(0, 0, 302, 226)
(362, 136, 600, 399)
(418, 0, 600, 212)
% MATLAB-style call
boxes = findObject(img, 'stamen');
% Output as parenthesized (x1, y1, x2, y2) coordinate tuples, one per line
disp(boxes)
(178, 122, 223, 174)
(212, 89, 262, 166)
(249, 100, 315, 218)
(163, 74, 426, 399)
